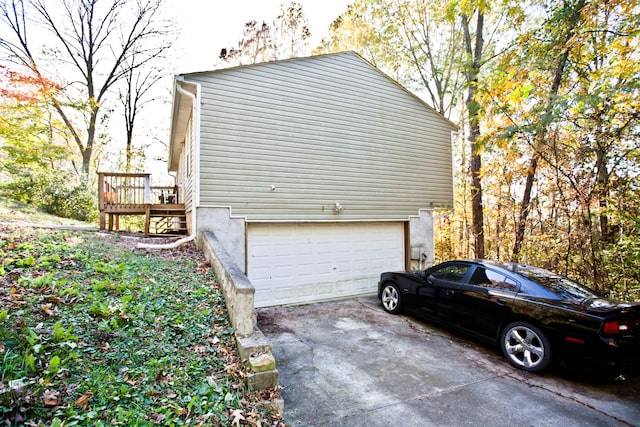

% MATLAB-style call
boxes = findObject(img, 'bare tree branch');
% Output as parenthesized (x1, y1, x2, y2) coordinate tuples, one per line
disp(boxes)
(0, 0, 175, 177)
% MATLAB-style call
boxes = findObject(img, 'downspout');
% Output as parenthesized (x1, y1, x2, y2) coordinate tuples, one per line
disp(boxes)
(138, 80, 197, 250)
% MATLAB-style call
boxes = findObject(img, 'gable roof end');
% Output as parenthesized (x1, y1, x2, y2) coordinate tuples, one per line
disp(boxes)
(167, 51, 459, 172)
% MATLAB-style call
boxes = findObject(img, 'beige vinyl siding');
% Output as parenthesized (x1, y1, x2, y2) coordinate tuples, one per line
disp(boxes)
(186, 52, 454, 221)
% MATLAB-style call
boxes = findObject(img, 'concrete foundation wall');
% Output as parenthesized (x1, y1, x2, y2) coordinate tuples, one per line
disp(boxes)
(196, 207, 246, 272)
(185, 209, 193, 233)
(200, 231, 279, 392)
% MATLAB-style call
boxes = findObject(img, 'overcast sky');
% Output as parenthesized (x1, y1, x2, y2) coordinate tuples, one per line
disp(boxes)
(167, 0, 353, 73)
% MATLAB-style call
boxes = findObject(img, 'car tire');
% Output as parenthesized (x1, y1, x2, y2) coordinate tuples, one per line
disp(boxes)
(381, 282, 402, 314)
(500, 321, 552, 372)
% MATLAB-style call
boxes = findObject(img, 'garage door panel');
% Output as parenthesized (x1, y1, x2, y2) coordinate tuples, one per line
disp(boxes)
(336, 277, 370, 294)
(317, 283, 333, 296)
(248, 222, 404, 307)
(250, 266, 271, 281)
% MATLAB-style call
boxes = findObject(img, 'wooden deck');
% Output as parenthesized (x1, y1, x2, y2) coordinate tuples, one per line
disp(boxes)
(98, 172, 187, 237)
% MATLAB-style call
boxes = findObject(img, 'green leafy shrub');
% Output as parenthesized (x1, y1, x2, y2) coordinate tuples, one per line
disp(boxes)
(0, 170, 97, 222)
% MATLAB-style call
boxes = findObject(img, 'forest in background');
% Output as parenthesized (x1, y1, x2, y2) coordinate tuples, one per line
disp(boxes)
(1, 0, 638, 300)
(317, 0, 640, 300)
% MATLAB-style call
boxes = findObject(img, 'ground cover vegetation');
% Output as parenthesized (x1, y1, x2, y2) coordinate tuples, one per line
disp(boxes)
(0, 216, 284, 426)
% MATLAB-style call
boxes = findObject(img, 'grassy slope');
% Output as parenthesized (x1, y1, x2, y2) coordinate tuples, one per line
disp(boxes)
(0, 197, 93, 227)
(0, 199, 284, 426)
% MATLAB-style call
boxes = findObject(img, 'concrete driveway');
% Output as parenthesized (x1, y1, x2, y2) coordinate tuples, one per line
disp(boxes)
(257, 295, 640, 427)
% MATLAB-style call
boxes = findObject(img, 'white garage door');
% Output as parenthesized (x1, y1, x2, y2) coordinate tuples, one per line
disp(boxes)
(248, 222, 405, 307)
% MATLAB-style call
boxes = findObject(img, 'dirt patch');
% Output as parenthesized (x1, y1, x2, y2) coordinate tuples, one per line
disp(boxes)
(1, 222, 200, 262)
(257, 308, 295, 334)
(94, 231, 201, 261)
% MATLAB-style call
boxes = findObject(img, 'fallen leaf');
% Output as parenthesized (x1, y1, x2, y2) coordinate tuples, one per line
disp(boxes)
(149, 413, 166, 424)
(43, 389, 61, 406)
(75, 390, 93, 409)
(0, 343, 4, 353)
(231, 409, 245, 427)
(44, 303, 53, 316)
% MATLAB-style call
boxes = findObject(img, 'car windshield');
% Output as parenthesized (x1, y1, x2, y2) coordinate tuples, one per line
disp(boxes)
(515, 266, 600, 300)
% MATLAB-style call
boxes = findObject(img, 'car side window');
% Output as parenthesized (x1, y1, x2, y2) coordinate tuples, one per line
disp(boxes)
(428, 264, 472, 283)
(468, 267, 518, 292)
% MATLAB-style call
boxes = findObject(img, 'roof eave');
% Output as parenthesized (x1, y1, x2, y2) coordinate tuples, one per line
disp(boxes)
(167, 78, 196, 172)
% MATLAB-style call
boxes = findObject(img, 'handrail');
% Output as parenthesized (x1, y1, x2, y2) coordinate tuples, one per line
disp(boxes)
(98, 172, 184, 237)
(98, 172, 180, 208)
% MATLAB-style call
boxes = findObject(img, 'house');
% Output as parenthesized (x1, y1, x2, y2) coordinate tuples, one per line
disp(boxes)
(168, 51, 455, 307)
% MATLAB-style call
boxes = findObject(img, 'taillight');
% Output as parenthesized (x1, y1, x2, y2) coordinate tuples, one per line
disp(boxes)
(603, 321, 619, 334)
(603, 319, 638, 334)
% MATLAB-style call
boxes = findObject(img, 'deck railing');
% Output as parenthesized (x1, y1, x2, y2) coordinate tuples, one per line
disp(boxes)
(98, 172, 151, 208)
(98, 172, 183, 236)
(98, 173, 180, 208)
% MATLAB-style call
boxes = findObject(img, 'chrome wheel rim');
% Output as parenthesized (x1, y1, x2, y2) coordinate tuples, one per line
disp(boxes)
(382, 285, 398, 311)
(503, 326, 545, 369)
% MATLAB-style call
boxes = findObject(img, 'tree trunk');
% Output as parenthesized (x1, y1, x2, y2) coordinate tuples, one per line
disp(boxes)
(462, 11, 485, 259)
(126, 141, 133, 173)
(81, 106, 99, 178)
(469, 130, 485, 259)
(81, 146, 92, 177)
(595, 143, 610, 243)
(512, 156, 538, 260)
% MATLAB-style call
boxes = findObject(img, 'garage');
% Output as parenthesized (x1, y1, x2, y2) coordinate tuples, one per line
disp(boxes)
(248, 222, 405, 307)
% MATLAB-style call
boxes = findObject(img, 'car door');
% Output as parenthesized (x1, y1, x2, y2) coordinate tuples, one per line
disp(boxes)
(454, 266, 519, 341)
(418, 262, 474, 324)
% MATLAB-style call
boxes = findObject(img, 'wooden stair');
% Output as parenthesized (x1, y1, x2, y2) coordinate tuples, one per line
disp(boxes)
(146, 204, 187, 237)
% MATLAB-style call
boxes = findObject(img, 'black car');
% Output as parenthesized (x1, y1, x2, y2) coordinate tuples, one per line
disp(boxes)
(378, 260, 640, 376)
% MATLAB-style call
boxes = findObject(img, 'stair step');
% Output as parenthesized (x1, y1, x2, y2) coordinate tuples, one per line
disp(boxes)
(144, 206, 187, 237)
(150, 211, 186, 216)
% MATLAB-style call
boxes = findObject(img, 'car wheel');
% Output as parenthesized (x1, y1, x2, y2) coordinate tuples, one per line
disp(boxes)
(500, 321, 551, 372)
(381, 282, 402, 314)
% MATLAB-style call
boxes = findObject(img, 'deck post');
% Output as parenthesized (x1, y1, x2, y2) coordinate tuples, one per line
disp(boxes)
(98, 173, 105, 230)
(144, 205, 150, 237)
(98, 173, 105, 203)
(144, 175, 151, 204)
